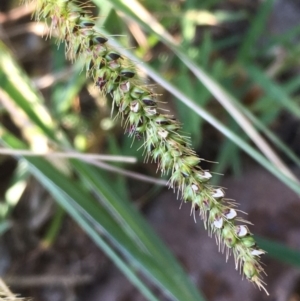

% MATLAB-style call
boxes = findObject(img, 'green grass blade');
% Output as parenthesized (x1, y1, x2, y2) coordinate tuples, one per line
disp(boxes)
(71, 160, 205, 300)
(26, 161, 161, 301)
(246, 64, 300, 119)
(0, 129, 205, 301)
(42, 205, 65, 248)
(0, 42, 58, 142)
(237, 0, 274, 61)
(254, 24, 300, 57)
(229, 93, 300, 168)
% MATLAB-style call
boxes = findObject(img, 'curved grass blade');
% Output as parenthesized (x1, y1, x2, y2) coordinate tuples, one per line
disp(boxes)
(0, 41, 58, 142)
(0, 131, 205, 301)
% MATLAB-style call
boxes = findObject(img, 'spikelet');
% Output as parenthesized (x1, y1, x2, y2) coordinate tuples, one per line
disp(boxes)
(25, 0, 268, 293)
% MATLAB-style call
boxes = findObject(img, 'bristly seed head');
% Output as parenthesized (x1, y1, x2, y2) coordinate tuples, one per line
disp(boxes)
(31, 0, 267, 293)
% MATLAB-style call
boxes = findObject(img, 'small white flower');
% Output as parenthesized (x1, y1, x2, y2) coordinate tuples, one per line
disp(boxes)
(145, 108, 157, 115)
(251, 249, 265, 256)
(191, 184, 199, 192)
(214, 217, 223, 229)
(236, 225, 248, 237)
(120, 81, 130, 92)
(225, 209, 237, 220)
(130, 101, 140, 112)
(202, 171, 212, 180)
(212, 188, 224, 198)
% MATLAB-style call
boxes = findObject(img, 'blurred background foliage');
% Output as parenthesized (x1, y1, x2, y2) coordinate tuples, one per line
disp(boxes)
(0, 0, 300, 300)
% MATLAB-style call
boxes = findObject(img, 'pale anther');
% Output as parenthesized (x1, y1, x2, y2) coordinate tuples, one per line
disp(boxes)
(236, 225, 248, 237)
(130, 101, 140, 112)
(214, 217, 223, 229)
(202, 171, 212, 180)
(158, 130, 168, 139)
(212, 188, 224, 198)
(145, 108, 157, 115)
(225, 208, 237, 220)
(120, 81, 130, 92)
(191, 184, 199, 192)
(251, 249, 264, 256)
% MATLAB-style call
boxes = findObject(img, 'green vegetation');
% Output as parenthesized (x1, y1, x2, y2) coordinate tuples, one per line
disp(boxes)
(0, 0, 300, 299)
